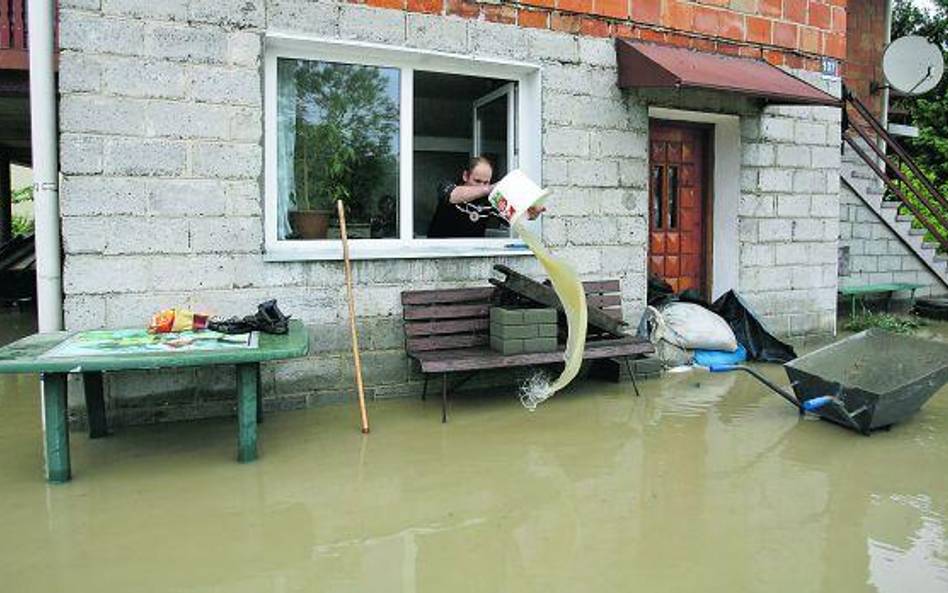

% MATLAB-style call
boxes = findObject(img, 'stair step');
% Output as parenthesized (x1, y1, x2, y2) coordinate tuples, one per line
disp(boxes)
(921, 242, 937, 250)
(935, 253, 948, 262)
(880, 201, 899, 209)
(896, 214, 914, 223)
(909, 228, 927, 236)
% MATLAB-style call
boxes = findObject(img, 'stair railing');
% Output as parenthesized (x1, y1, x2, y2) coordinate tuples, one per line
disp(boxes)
(842, 86, 948, 254)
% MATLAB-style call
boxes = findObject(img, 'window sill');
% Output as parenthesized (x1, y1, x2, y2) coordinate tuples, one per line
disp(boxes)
(263, 239, 535, 262)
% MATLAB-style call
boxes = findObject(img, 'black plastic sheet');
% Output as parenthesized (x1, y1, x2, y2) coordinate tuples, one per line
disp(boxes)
(712, 290, 796, 363)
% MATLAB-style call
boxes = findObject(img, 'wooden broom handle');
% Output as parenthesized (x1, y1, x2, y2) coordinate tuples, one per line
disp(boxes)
(337, 200, 370, 434)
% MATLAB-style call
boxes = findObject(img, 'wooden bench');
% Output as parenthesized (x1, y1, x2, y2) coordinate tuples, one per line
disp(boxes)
(401, 279, 654, 422)
(838, 282, 925, 319)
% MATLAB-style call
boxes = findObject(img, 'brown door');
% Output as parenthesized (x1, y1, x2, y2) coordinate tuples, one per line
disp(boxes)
(648, 121, 710, 295)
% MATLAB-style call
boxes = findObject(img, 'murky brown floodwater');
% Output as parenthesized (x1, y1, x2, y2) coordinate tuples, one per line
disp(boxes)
(1, 309, 947, 592)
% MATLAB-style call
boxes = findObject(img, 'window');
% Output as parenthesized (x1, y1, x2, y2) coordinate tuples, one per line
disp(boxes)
(264, 36, 542, 261)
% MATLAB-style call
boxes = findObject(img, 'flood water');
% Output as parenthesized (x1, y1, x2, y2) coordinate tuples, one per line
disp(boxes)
(1, 310, 947, 592)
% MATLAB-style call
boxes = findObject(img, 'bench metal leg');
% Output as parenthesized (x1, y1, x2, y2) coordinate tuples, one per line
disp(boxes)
(41, 373, 71, 484)
(441, 373, 448, 424)
(236, 363, 258, 463)
(624, 358, 641, 397)
(83, 371, 108, 438)
(422, 374, 428, 402)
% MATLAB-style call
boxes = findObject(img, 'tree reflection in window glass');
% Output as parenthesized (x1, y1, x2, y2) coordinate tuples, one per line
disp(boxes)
(277, 58, 400, 240)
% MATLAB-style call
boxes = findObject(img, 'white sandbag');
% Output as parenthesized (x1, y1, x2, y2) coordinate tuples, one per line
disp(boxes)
(659, 302, 738, 352)
(642, 306, 693, 368)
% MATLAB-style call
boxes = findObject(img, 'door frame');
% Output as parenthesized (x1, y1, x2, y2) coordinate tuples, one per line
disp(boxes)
(648, 118, 715, 299)
(647, 107, 742, 300)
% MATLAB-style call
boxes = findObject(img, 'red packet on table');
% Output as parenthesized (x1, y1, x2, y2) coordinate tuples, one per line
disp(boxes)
(148, 309, 175, 334)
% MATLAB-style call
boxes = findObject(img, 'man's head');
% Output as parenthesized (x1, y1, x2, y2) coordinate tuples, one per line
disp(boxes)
(461, 156, 493, 187)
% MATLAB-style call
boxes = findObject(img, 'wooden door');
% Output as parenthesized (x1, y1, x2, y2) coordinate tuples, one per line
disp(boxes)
(648, 121, 710, 295)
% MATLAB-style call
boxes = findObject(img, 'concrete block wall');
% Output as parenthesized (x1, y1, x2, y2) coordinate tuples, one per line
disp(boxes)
(58, 0, 841, 426)
(839, 185, 947, 299)
(738, 97, 841, 337)
(56, 0, 642, 425)
(538, 32, 649, 318)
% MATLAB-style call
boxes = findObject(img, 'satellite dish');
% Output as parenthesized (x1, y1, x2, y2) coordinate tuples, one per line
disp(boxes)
(882, 35, 945, 96)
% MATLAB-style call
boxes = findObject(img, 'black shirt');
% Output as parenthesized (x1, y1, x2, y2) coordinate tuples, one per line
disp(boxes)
(426, 180, 490, 238)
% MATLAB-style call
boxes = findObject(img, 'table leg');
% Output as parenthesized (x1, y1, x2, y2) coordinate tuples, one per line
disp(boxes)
(256, 365, 263, 425)
(42, 373, 71, 483)
(236, 363, 258, 463)
(83, 372, 108, 438)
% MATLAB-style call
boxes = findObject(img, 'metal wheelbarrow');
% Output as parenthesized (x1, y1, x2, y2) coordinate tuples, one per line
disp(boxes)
(708, 329, 948, 435)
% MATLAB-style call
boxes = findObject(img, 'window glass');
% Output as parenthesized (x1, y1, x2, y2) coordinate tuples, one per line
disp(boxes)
(651, 165, 664, 230)
(668, 165, 679, 229)
(276, 58, 400, 240)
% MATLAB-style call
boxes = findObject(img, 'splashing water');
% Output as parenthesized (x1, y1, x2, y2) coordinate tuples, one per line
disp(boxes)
(520, 369, 553, 411)
(514, 221, 588, 410)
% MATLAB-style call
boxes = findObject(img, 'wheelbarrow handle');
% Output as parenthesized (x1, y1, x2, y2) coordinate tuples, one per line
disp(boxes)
(705, 364, 802, 410)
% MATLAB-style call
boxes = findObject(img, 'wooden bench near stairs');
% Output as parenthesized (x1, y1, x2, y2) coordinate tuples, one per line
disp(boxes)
(401, 267, 654, 422)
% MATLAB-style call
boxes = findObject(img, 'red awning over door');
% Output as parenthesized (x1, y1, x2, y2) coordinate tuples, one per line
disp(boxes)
(616, 39, 840, 107)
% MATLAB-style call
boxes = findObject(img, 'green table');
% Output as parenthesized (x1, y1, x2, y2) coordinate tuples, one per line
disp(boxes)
(838, 283, 925, 319)
(0, 320, 309, 483)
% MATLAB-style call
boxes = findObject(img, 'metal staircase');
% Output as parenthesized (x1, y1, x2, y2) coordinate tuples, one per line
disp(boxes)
(840, 87, 948, 288)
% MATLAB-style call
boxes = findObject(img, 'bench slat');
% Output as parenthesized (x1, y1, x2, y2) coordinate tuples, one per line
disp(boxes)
(403, 304, 490, 321)
(401, 287, 495, 305)
(408, 333, 489, 353)
(582, 280, 621, 293)
(412, 338, 654, 373)
(404, 318, 489, 337)
(587, 294, 621, 308)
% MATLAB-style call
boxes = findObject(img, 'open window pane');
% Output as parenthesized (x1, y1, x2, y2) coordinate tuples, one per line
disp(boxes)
(276, 58, 400, 240)
(412, 72, 516, 239)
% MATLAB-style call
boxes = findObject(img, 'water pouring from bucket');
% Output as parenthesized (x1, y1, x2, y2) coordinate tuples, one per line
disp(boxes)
(488, 170, 588, 410)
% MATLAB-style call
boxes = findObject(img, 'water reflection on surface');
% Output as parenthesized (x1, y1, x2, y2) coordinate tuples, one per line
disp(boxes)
(1, 311, 947, 592)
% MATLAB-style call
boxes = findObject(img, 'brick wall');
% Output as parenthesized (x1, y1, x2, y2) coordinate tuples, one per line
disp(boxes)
(354, 0, 847, 69)
(841, 0, 885, 116)
(58, 0, 840, 425)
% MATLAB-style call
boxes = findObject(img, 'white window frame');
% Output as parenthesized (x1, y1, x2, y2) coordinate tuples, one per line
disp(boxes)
(264, 33, 543, 261)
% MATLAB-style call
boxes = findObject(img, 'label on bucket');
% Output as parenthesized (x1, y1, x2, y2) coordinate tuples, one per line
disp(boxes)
(488, 170, 549, 225)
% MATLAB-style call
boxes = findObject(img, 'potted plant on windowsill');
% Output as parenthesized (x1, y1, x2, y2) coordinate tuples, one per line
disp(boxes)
(290, 126, 357, 239)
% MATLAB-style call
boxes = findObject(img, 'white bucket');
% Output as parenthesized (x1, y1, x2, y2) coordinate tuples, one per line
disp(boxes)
(488, 169, 550, 225)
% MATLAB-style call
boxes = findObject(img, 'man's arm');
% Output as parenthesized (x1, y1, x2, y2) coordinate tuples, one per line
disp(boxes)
(448, 184, 493, 204)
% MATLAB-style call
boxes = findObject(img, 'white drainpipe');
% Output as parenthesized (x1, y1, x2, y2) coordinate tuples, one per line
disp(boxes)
(28, 0, 63, 332)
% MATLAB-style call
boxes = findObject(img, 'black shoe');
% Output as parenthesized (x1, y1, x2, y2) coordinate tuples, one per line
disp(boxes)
(253, 299, 290, 334)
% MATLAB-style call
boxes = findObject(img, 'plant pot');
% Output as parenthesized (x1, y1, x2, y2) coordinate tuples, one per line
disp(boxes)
(290, 210, 332, 239)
